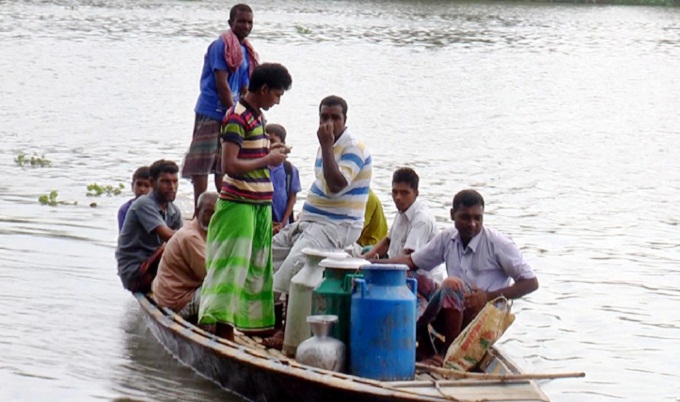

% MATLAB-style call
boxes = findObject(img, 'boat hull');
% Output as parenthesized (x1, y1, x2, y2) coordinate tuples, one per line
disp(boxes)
(135, 293, 549, 402)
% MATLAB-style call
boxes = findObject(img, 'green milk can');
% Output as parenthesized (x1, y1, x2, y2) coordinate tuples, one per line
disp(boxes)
(312, 258, 369, 351)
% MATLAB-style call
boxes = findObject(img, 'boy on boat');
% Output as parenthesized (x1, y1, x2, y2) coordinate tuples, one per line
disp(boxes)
(362, 167, 446, 321)
(198, 63, 293, 341)
(373, 189, 539, 365)
(152, 191, 218, 319)
(117, 165, 152, 231)
(181, 3, 259, 210)
(116, 160, 182, 293)
(266, 123, 301, 235)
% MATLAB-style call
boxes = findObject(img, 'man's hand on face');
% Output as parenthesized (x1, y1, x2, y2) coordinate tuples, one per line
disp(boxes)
(317, 122, 335, 148)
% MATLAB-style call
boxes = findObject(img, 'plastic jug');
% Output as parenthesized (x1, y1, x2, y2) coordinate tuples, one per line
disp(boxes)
(282, 248, 348, 357)
(350, 264, 417, 381)
(312, 257, 369, 368)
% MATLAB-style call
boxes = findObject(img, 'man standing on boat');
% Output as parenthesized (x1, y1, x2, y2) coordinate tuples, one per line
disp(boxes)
(151, 191, 218, 319)
(374, 189, 538, 364)
(181, 3, 259, 210)
(116, 160, 183, 293)
(263, 95, 372, 349)
(198, 63, 293, 341)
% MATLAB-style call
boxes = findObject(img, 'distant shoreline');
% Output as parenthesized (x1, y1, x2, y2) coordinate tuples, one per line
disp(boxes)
(504, 0, 679, 5)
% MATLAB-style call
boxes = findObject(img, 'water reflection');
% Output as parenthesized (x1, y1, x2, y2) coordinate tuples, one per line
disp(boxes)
(112, 301, 236, 402)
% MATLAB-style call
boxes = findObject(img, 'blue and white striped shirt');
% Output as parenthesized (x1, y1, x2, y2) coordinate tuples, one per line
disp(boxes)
(301, 127, 372, 228)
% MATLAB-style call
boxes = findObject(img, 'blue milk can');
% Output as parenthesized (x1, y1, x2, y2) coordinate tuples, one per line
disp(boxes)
(350, 264, 417, 381)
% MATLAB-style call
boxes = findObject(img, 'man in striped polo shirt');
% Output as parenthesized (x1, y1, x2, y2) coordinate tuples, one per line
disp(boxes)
(198, 63, 292, 341)
(263, 95, 372, 349)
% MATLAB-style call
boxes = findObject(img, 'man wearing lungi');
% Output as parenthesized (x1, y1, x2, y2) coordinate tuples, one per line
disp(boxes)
(181, 3, 259, 210)
(198, 63, 292, 341)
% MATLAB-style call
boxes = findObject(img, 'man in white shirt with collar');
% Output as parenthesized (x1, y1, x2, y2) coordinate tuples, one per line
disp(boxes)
(376, 189, 538, 363)
(363, 167, 445, 284)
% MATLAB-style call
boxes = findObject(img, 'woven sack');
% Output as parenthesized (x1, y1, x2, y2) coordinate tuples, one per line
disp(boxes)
(443, 296, 515, 372)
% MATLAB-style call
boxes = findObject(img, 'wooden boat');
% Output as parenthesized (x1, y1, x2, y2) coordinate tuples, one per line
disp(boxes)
(135, 292, 551, 402)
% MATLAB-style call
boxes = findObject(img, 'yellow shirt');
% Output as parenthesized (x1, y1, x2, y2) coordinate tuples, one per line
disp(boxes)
(358, 189, 388, 247)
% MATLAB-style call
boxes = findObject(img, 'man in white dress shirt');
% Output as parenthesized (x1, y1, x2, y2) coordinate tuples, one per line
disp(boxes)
(375, 189, 539, 362)
(363, 167, 444, 296)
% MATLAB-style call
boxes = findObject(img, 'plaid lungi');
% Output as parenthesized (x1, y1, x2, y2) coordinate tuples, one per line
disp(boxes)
(181, 113, 222, 178)
(199, 199, 275, 331)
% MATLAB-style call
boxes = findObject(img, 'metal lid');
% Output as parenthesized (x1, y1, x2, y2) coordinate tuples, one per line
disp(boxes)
(319, 257, 371, 269)
(301, 248, 349, 259)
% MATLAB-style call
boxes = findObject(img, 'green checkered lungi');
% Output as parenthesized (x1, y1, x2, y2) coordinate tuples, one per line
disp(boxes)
(198, 199, 275, 331)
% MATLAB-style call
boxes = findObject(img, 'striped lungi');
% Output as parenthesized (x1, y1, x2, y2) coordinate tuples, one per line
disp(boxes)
(181, 113, 222, 178)
(199, 199, 275, 331)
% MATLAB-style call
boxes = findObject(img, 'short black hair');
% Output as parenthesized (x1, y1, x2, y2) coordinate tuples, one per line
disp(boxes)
(132, 166, 150, 182)
(452, 189, 485, 212)
(248, 63, 292, 92)
(319, 95, 348, 119)
(229, 4, 253, 21)
(265, 123, 287, 143)
(149, 159, 179, 181)
(392, 167, 419, 191)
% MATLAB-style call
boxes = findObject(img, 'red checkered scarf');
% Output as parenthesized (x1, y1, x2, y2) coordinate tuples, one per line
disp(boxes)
(220, 29, 259, 77)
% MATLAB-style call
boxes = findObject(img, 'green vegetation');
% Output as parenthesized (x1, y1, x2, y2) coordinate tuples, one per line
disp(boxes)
(15, 154, 52, 167)
(38, 191, 77, 206)
(295, 26, 312, 35)
(86, 183, 125, 197)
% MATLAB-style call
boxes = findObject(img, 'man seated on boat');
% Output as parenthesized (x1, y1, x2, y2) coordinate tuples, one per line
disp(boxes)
(116, 159, 183, 293)
(356, 189, 387, 251)
(373, 189, 538, 365)
(264, 95, 372, 349)
(362, 167, 446, 315)
(151, 191, 218, 320)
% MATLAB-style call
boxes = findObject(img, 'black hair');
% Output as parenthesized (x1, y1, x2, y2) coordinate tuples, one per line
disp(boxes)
(319, 95, 348, 119)
(248, 63, 292, 92)
(132, 166, 151, 182)
(452, 189, 485, 212)
(265, 123, 287, 143)
(229, 4, 253, 21)
(149, 159, 179, 181)
(392, 167, 419, 191)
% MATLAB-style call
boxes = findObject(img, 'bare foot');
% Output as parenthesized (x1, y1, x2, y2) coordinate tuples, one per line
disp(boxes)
(421, 354, 444, 367)
(261, 329, 284, 350)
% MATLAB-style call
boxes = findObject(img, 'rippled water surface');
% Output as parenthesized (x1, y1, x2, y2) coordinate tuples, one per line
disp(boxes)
(1, 1, 679, 401)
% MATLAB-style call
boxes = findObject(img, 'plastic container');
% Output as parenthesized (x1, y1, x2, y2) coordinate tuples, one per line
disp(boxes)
(350, 264, 417, 381)
(295, 315, 345, 372)
(282, 248, 348, 357)
(312, 257, 369, 368)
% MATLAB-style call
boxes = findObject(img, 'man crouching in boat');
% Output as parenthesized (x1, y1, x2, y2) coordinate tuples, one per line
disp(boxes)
(373, 189, 538, 365)
(116, 160, 182, 293)
(151, 192, 218, 320)
(198, 63, 293, 341)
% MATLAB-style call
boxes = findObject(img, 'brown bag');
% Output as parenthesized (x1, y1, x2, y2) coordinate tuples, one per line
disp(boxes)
(443, 296, 515, 372)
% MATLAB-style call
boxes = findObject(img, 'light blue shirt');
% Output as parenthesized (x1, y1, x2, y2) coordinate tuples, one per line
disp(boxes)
(411, 226, 536, 292)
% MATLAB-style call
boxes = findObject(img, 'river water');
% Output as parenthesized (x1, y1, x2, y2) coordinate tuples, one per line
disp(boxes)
(1, 0, 679, 401)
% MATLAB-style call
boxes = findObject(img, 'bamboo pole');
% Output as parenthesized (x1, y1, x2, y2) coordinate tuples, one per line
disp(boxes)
(415, 363, 585, 381)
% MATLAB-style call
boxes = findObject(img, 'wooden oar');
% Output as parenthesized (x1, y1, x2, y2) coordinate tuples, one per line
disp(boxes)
(415, 363, 585, 381)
